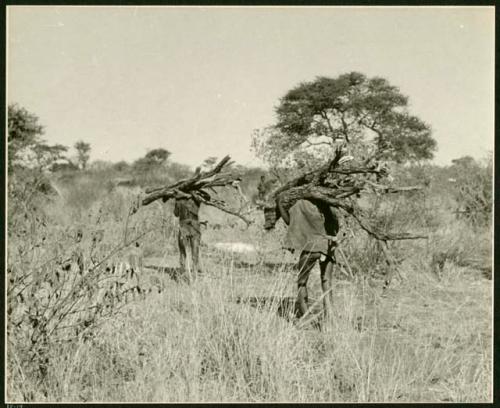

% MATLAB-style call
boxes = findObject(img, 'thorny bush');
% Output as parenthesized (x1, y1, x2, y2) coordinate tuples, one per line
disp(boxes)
(333, 165, 437, 281)
(450, 157, 492, 227)
(7, 170, 161, 400)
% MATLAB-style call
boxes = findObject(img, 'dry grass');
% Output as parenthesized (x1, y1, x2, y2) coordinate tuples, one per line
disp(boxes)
(8, 242, 492, 403)
(6, 171, 492, 403)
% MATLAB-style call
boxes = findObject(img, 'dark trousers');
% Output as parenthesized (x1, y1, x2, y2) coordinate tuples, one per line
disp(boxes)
(178, 231, 201, 283)
(296, 250, 335, 319)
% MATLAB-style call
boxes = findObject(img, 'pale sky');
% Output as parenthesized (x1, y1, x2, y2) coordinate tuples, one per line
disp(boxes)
(7, 6, 495, 168)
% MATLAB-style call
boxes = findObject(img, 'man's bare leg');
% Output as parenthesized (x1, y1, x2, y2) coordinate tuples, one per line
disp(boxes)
(178, 232, 189, 282)
(320, 257, 334, 321)
(191, 234, 202, 277)
(296, 251, 320, 318)
(185, 236, 195, 284)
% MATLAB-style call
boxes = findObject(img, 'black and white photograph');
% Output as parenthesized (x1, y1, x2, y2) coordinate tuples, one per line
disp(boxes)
(5, 5, 494, 403)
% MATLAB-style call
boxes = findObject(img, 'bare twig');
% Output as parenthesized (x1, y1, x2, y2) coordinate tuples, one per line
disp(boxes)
(192, 191, 252, 226)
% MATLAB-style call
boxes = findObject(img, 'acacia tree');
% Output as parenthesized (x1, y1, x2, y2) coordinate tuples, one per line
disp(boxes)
(8, 104, 69, 173)
(133, 148, 171, 173)
(252, 72, 437, 168)
(8, 104, 45, 171)
(32, 143, 68, 170)
(7, 104, 69, 232)
(145, 148, 171, 165)
(74, 141, 91, 170)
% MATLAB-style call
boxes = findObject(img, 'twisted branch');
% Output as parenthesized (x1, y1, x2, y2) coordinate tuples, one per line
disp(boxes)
(267, 148, 428, 286)
(135, 155, 250, 225)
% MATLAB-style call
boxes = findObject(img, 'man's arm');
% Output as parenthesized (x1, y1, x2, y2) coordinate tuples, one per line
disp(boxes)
(173, 200, 180, 217)
(327, 205, 340, 233)
(277, 195, 290, 226)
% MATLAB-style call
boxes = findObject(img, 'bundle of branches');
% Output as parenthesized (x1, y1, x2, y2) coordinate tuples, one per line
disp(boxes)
(265, 147, 427, 286)
(136, 155, 251, 225)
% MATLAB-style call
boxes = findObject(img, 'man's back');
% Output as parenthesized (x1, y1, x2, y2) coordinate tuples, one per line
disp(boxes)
(284, 199, 339, 254)
(174, 197, 201, 236)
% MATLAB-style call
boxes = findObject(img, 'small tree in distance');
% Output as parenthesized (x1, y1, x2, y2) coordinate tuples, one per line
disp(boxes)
(133, 148, 171, 174)
(145, 148, 171, 165)
(449, 155, 492, 226)
(74, 141, 91, 170)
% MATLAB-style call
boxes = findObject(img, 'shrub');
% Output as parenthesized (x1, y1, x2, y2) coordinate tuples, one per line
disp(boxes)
(449, 156, 492, 227)
(7, 173, 163, 400)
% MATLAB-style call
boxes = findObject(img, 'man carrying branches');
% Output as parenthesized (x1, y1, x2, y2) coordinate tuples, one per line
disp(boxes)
(275, 198, 340, 320)
(263, 147, 427, 324)
(173, 195, 203, 283)
(136, 155, 250, 283)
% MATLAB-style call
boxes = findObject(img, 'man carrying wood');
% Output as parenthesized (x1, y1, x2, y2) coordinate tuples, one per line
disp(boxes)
(173, 196, 203, 283)
(275, 196, 339, 320)
(136, 155, 254, 282)
(259, 147, 427, 324)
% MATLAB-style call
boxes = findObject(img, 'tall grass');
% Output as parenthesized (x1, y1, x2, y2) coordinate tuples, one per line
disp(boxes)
(6, 164, 492, 403)
(9, 247, 490, 402)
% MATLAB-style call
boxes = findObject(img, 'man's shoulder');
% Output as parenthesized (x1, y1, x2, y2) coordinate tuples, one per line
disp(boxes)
(292, 199, 317, 211)
(290, 199, 319, 218)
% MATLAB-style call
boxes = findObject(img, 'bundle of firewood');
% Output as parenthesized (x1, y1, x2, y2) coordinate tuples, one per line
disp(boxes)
(264, 147, 427, 286)
(134, 155, 251, 224)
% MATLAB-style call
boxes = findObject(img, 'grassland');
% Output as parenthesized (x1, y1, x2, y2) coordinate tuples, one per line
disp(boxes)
(6, 169, 492, 403)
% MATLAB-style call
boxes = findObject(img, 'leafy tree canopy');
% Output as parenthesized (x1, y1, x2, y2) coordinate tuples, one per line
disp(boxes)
(8, 104, 69, 172)
(133, 148, 171, 173)
(145, 148, 171, 164)
(8, 104, 45, 169)
(253, 72, 437, 168)
(451, 155, 476, 169)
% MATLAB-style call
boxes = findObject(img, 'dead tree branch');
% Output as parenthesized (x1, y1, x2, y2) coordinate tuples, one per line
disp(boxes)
(265, 148, 428, 286)
(135, 155, 251, 225)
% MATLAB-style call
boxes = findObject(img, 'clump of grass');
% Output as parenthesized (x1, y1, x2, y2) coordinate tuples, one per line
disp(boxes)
(6, 174, 170, 402)
(426, 221, 492, 280)
(17, 248, 490, 403)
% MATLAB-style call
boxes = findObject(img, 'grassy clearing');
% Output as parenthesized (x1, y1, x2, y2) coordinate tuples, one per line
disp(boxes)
(6, 167, 492, 403)
(10, 244, 491, 403)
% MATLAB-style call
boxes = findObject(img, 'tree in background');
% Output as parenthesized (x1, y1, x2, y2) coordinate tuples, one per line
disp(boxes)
(8, 104, 71, 173)
(50, 160, 79, 173)
(8, 104, 45, 171)
(252, 72, 437, 170)
(133, 148, 171, 173)
(449, 154, 492, 226)
(74, 141, 91, 170)
(7, 104, 71, 228)
(451, 155, 476, 169)
(145, 148, 171, 165)
(113, 160, 130, 172)
(32, 143, 68, 170)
